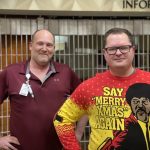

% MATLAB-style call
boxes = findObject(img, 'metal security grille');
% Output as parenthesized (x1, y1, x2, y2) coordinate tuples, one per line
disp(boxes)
(0, 16, 150, 149)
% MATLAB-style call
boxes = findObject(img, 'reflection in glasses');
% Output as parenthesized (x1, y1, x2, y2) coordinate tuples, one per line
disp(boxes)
(104, 45, 133, 55)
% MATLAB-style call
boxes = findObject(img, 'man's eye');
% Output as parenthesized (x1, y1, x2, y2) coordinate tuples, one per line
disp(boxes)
(37, 42, 44, 46)
(132, 100, 138, 104)
(120, 46, 128, 50)
(143, 100, 149, 104)
(47, 43, 54, 47)
(108, 48, 116, 51)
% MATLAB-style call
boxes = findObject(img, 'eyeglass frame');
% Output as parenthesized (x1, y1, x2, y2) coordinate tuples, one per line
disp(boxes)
(131, 97, 150, 106)
(104, 45, 134, 55)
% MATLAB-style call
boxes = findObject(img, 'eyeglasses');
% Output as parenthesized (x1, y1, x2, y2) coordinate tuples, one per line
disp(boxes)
(132, 98, 149, 105)
(104, 45, 133, 55)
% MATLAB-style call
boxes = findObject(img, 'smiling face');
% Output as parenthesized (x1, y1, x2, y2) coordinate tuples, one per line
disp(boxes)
(131, 97, 150, 122)
(104, 33, 135, 71)
(29, 30, 55, 67)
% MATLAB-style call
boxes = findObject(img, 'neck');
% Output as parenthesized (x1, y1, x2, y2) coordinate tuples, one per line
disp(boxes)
(30, 59, 50, 71)
(29, 60, 50, 81)
(110, 66, 135, 77)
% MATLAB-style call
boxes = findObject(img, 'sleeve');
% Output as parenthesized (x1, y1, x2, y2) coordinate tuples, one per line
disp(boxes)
(0, 69, 8, 104)
(54, 83, 87, 150)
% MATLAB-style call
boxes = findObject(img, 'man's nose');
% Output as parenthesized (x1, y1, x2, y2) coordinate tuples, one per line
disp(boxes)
(42, 44, 47, 50)
(115, 49, 122, 55)
(138, 101, 143, 107)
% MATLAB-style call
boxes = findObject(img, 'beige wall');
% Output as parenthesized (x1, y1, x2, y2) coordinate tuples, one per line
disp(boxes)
(0, 0, 150, 16)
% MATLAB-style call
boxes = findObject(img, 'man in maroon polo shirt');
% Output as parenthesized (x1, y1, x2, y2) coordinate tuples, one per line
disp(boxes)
(0, 29, 82, 150)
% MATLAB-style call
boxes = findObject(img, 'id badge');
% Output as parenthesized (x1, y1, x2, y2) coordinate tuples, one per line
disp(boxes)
(19, 83, 29, 96)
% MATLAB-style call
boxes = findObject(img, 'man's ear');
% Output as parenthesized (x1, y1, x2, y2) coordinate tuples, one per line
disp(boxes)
(102, 49, 105, 53)
(103, 49, 107, 56)
(103, 49, 107, 61)
(29, 42, 32, 51)
(132, 45, 136, 52)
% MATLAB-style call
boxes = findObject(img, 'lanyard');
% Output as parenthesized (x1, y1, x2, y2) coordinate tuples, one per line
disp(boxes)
(25, 64, 34, 98)
(24, 61, 56, 97)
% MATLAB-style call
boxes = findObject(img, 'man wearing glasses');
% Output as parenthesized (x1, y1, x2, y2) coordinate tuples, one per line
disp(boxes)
(103, 83, 150, 150)
(124, 83, 150, 150)
(54, 28, 150, 150)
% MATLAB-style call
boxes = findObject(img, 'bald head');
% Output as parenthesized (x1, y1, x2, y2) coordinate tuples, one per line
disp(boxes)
(29, 29, 55, 67)
(32, 29, 55, 44)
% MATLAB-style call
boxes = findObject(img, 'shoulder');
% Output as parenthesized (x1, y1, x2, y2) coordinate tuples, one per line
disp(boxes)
(2, 62, 26, 73)
(52, 61, 77, 77)
(136, 69, 150, 76)
(76, 71, 108, 89)
(52, 61, 79, 78)
(52, 61, 80, 88)
(78, 74, 99, 87)
(53, 61, 72, 71)
(7, 62, 25, 68)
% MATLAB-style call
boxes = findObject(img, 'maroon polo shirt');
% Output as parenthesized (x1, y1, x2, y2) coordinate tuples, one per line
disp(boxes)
(0, 61, 81, 150)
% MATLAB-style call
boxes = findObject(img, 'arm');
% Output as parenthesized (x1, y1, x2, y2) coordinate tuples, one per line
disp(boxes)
(54, 98, 85, 150)
(0, 69, 8, 103)
(69, 69, 87, 141)
(75, 115, 88, 141)
(0, 66, 20, 149)
(69, 68, 87, 141)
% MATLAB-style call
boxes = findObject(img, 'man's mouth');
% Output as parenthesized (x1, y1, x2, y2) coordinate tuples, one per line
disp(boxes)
(114, 58, 125, 61)
(136, 109, 146, 116)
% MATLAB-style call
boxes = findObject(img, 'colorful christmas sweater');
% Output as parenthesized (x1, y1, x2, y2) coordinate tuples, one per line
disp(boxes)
(54, 69, 150, 150)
